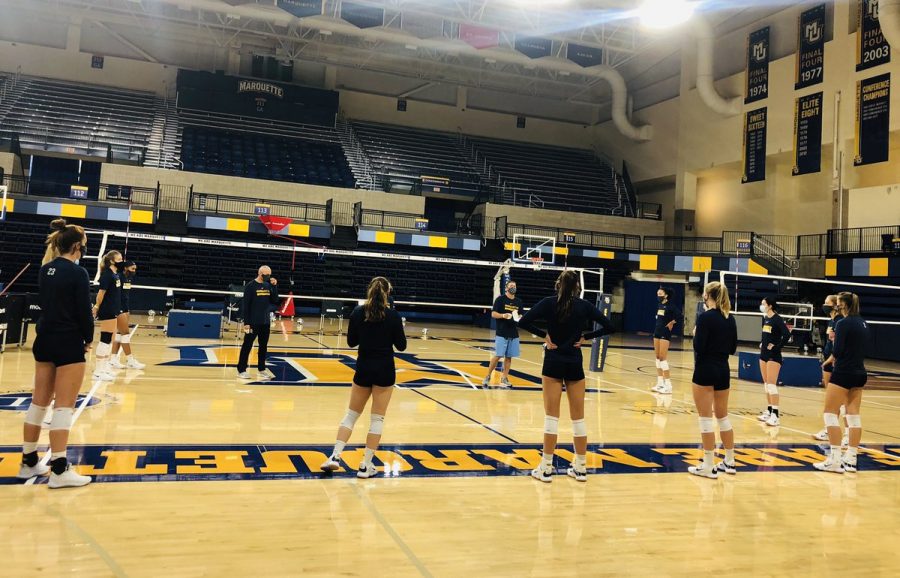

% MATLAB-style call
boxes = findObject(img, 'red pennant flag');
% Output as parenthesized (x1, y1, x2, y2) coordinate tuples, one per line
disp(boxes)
(260, 215, 292, 233)
(279, 293, 295, 317)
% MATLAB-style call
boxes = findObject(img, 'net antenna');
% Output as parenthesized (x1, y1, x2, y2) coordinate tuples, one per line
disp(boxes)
(0, 185, 7, 221)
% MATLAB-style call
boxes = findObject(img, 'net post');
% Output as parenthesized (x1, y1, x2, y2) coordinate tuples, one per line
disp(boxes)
(589, 292, 612, 372)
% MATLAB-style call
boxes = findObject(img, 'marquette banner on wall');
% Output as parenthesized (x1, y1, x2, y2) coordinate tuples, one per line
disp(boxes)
(796, 4, 825, 89)
(793, 92, 823, 175)
(566, 43, 603, 67)
(276, 0, 322, 18)
(340, 1, 384, 29)
(857, 0, 890, 71)
(515, 36, 552, 59)
(742, 107, 767, 183)
(745, 27, 770, 104)
(854, 73, 891, 166)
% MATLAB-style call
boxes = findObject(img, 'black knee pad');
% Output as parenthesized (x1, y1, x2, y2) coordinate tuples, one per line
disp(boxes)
(100, 331, 113, 344)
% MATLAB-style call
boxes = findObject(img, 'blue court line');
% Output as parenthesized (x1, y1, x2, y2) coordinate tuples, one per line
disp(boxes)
(407, 388, 519, 444)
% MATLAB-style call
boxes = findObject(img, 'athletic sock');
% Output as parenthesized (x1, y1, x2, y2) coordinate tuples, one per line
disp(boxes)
(331, 440, 346, 459)
(22, 451, 38, 467)
(846, 447, 858, 458)
(829, 446, 841, 461)
(664, 379, 672, 387)
(725, 448, 735, 464)
(23, 441, 38, 454)
(363, 448, 375, 466)
(574, 454, 586, 470)
(541, 452, 553, 469)
(767, 405, 772, 413)
(703, 450, 715, 468)
(771, 406, 779, 417)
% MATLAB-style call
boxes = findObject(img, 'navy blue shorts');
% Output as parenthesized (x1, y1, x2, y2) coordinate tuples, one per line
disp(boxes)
(541, 358, 585, 382)
(653, 328, 672, 341)
(830, 372, 867, 390)
(760, 348, 783, 364)
(693, 361, 730, 391)
(33, 332, 86, 367)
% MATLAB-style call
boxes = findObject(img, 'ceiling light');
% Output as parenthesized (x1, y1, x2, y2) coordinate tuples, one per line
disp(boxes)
(319, 29, 333, 36)
(638, 0, 697, 30)
(485, 58, 497, 64)
(405, 44, 418, 50)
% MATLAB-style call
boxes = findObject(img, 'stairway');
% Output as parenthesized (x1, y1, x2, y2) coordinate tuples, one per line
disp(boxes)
(0, 75, 33, 125)
(144, 94, 181, 169)
(335, 115, 376, 189)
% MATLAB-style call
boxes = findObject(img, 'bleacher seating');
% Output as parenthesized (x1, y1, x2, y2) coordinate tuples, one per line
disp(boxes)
(469, 137, 621, 214)
(180, 125, 355, 188)
(0, 77, 155, 162)
(352, 121, 483, 196)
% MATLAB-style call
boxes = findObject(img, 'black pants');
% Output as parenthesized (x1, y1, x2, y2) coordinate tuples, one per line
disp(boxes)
(237, 324, 271, 372)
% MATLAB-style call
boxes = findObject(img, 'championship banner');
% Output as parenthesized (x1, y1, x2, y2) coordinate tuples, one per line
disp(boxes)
(742, 107, 767, 183)
(514, 36, 552, 59)
(857, 0, 890, 72)
(796, 4, 825, 89)
(340, 2, 384, 29)
(793, 92, 823, 176)
(459, 24, 499, 49)
(276, 0, 321, 18)
(566, 43, 602, 68)
(745, 27, 770, 104)
(854, 73, 891, 166)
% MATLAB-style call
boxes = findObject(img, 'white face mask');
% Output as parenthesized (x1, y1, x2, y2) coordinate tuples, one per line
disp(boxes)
(759, 304, 768, 314)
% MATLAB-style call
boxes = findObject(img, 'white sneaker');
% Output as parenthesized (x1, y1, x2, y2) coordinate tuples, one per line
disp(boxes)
(357, 462, 378, 479)
(531, 464, 553, 483)
(688, 463, 719, 479)
(566, 466, 587, 482)
(757, 410, 771, 422)
(841, 433, 849, 448)
(321, 457, 341, 472)
(716, 461, 737, 475)
(481, 376, 491, 388)
(48, 464, 92, 489)
(651, 383, 663, 392)
(108, 358, 126, 370)
(813, 456, 845, 474)
(237, 371, 252, 380)
(657, 384, 673, 395)
(765, 413, 780, 427)
(813, 428, 829, 441)
(92, 370, 116, 381)
(842, 454, 857, 473)
(499, 377, 512, 388)
(257, 369, 274, 381)
(17, 462, 50, 479)
(125, 358, 146, 370)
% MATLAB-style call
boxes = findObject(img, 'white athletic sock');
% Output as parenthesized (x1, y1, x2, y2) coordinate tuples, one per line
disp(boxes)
(845, 447, 858, 458)
(23, 441, 38, 454)
(703, 450, 714, 467)
(127, 354, 135, 361)
(96, 358, 108, 372)
(574, 454, 586, 469)
(656, 375, 664, 385)
(363, 448, 375, 465)
(725, 448, 735, 463)
(331, 440, 346, 459)
(50, 451, 66, 461)
(664, 378, 672, 387)
(829, 447, 841, 461)
(541, 452, 553, 467)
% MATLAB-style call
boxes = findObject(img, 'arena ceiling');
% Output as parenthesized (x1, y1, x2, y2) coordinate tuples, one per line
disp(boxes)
(0, 0, 798, 123)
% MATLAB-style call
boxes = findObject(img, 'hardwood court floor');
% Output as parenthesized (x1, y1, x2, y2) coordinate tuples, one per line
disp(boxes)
(1, 317, 899, 577)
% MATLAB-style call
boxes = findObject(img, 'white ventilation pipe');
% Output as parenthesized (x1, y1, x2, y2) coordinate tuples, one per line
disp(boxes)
(692, 17, 741, 116)
(881, 0, 900, 51)
(148, 0, 653, 141)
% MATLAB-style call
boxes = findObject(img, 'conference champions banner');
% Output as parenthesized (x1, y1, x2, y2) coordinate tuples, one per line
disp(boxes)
(745, 27, 770, 104)
(855, 73, 891, 166)
(857, 0, 890, 71)
(796, 4, 825, 89)
(793, 92, 823, 175)
(742, 107, 767, 183)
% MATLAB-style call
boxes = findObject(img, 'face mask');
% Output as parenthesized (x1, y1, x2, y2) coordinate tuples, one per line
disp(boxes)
(823, 305, 833, 315)
(114, 261, 124, 270)
(759, 304, 768, 314)
(262, 274, 271, 283)
(658, 296, 665, 303)
(507, 287, 517, 295)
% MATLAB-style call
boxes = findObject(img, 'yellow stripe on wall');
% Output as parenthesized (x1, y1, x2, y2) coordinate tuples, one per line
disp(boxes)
(692, 256, 712, 272)
(869, 257, 889, 277)
(226, 218, 249, 232)
(504, 242, 521, 252)
(825, 258, 837, 277)
(598, 251, 615, 260)
(130, 209, 154, 224)
(60, 204, 86, 219)
(287, 223, 310, 237)
(428, 236, 448, 248)
(2, 198, 13, 213)
(553, 246, 569, 256)
(639, 254, 658, 271)
(748, 260, 768, 275)
(374, 231, 396, 244)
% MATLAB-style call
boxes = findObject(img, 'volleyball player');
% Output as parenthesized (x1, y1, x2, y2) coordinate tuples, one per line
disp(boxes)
(236, 265, 279, 380)
(757, 297, 790, 426)
(481, 280, 523, 388)
(109, 261, 145, 370)
(322, 277, 407, 479)
(815, 292, 869, 474)
(687, 281, 738, 479)
(651, 286, 680, 394)
(92, 250, 125, 381)
(814, 295, 848, 444)
(18, 219, 93, 488)
(517, 270, 614, 483)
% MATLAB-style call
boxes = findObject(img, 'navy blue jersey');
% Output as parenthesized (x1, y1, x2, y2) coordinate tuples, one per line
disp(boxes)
(96, 269, 122, 319)
(120, 274, 134, 311)
(693, 309, 737, 362)
(347, 306, 407, 364)
(493, 295, 524, 339)
(241, 280, 280, 326)
(760, 313, 791, 352)
(822, 314, 842, 358)
(517, 296, 614, 362)
(833, 316, 869, 374)
(37, 257, 94, 344)
(654, 301, 680, 333)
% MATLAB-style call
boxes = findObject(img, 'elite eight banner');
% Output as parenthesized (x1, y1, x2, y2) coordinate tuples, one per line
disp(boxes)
(793, 92, 823, 175)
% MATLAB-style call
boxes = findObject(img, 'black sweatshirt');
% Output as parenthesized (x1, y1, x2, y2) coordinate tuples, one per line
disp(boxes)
(760, 313, 791, 351)
(96, 269, 122, 319)
(347, 306, 408, 364)
(833, 315, 869, 375)
(517, 296, 614, 362)
(37, 257, 94, 345)
(241, 279, 280, 326)
(654, 301, 681, 333)
(693, 309, 737, 362)
(822, 314, 843, 358)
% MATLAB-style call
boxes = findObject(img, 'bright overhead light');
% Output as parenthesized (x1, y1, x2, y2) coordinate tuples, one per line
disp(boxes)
(638, 0, 697, 30)
(405, 44, 418, 50)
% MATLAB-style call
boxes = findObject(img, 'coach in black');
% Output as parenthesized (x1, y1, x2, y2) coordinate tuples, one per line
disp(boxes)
(237, 265, 280, 381)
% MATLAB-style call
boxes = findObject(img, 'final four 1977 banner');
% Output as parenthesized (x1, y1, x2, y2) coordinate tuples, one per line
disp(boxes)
(793, 92, 823, 176)
(796, 4, 825, 89)
(745, 27, 770, 104)
(855, 73, 891, 166)
(742, 107, 767, 183)
(857, 0, 890, 71)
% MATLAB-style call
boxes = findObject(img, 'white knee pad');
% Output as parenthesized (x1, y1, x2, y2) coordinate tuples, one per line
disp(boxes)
(655, 359, 662, 369)
(698, 417, 715, 434)
(49, 407, 74, 431)
(24, 404, 48, 427)
(823, 413, 840, 428)
(544, 415, 559, 435)
(572, 419, 586, 437)
(717, 416, 733, 432)
(368, 413, 385, 436)
(660, 360, 670, 372)
(845, 414, 861, 428)
(119, 334, 131, 344)
(96, 341, 112, 357)
(764, 383, 778, 395)
(339, 409, 360, 430)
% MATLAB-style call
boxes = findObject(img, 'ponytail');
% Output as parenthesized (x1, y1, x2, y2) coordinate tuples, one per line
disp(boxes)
(364, 276, 392, 322)
(43, 218, 86, 265)
(837, 291, 860, 316)
(555, 270, 580, 321)
(99, 250, 122, 273)
(703, 281, 731, 319)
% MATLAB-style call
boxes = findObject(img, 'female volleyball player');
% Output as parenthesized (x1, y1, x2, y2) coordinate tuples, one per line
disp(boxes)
(815, 292, 869, 474)
(109, 260, 145, 370)
(322, 277, 407, 479)
(517, 270, 614, 483)
(92, 250, 125, 381)
(651, 286, 680, 394)
(814, 295, 848, 444)
(687, 281, 738, 479)
(757, 297, 790, 426)
(18, 219, 93, 488)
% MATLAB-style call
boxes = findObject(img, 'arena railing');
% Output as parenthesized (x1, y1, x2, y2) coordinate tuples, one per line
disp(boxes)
(1, 174, 158, 207)
(188, 190, 327, 223)
(797, 233, 827, 258)
(501, 221, 641, 251)
(642, 236, 723, 254)
(827, 224, 900, 255)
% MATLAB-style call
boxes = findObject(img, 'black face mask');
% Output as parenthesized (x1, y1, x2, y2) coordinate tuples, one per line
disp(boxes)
(823, 305, 833, 315)
(657, 296, 665, 303)
(114, 261, 124, 270)
(262, 274, 271, 283)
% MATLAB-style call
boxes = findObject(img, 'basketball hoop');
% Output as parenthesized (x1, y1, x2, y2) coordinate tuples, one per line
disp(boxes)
(530, 257, 544, 271)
